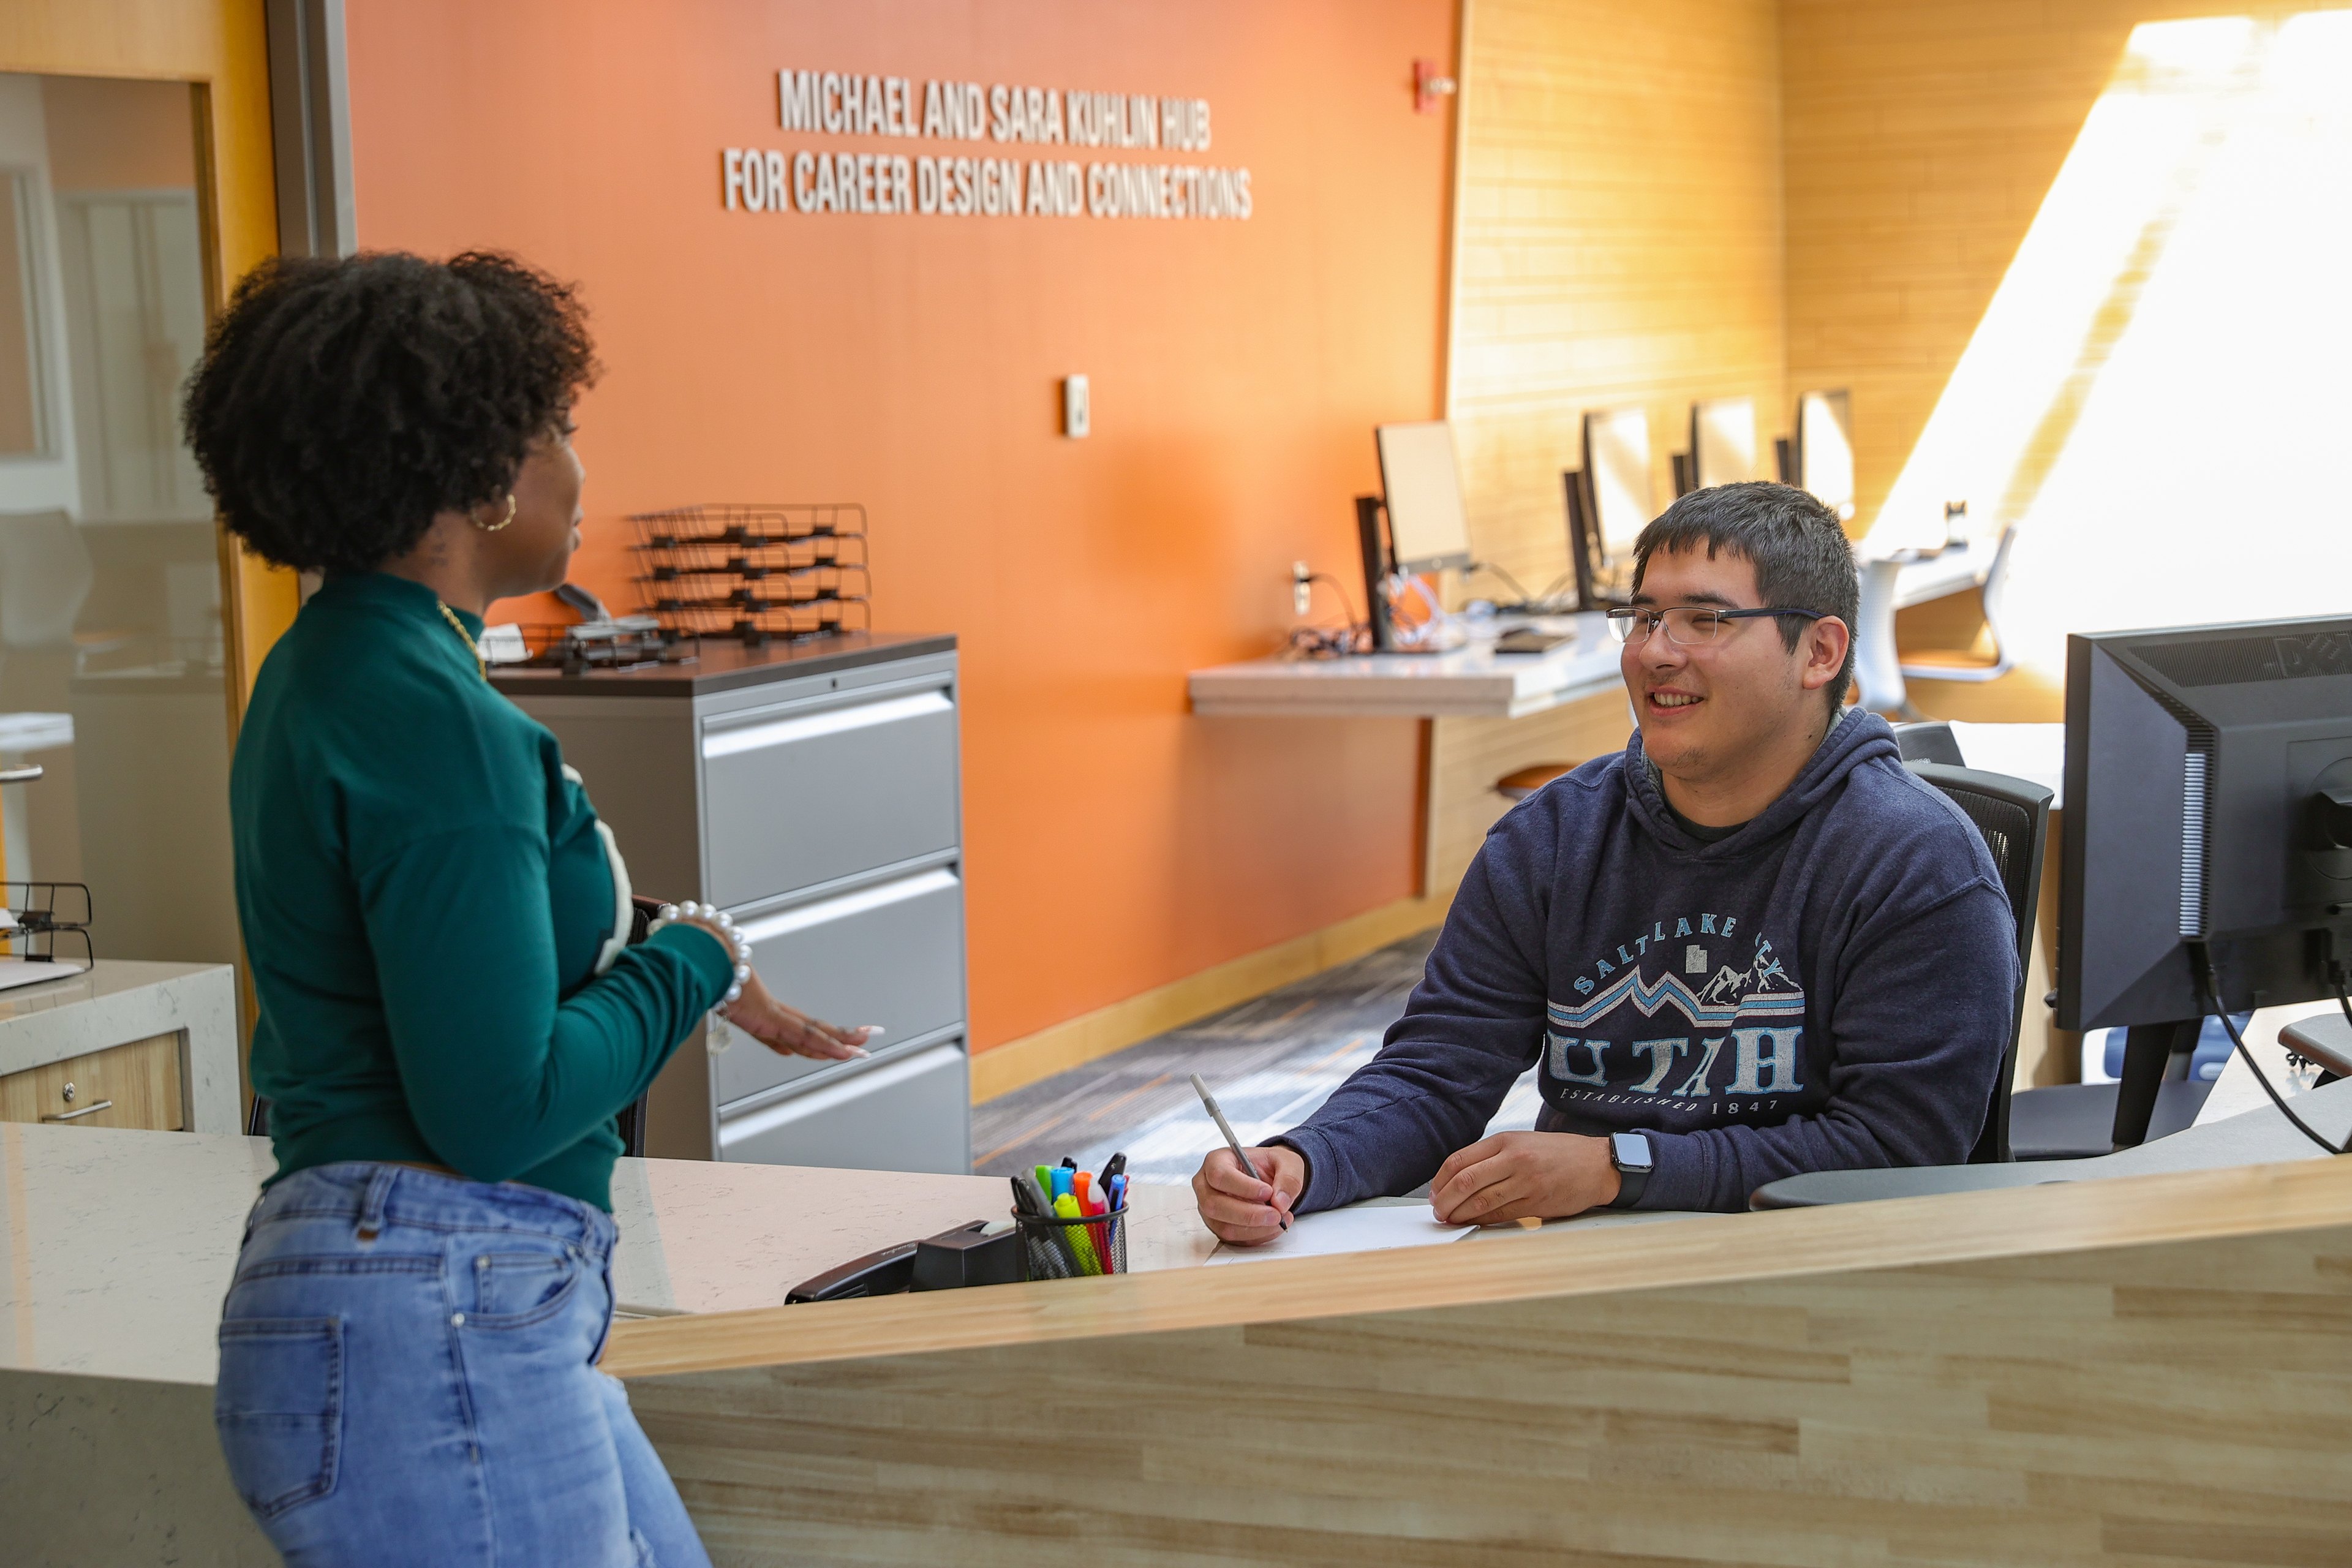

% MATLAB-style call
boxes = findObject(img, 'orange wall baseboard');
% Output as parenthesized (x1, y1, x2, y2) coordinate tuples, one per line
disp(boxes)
(970, 885, 1452, 1103)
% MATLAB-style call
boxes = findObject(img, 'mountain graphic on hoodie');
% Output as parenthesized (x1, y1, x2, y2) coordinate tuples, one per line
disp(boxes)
(1695, 945, 1793, 1009)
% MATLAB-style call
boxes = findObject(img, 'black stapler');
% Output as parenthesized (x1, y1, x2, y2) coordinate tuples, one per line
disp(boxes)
(785, 1219, 1022, 1303)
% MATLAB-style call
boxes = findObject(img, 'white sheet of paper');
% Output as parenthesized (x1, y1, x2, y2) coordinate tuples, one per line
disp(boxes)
(0, 955, 87, 992)
(1206, 1202, 1472, 1266)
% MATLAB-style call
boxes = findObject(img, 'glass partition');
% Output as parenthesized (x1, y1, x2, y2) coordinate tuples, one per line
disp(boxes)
(0, 72, 235, 973)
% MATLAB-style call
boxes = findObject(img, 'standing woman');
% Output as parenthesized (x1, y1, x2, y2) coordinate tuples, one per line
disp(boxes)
(184, 251, 871, 1566)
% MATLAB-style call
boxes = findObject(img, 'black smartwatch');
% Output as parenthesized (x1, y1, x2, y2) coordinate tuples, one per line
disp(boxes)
(1607, 1131, 1653, 1208)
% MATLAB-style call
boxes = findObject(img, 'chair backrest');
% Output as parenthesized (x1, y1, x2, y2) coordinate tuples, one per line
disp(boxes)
(1851, 556, 1907, 714)
(1977, 521, 2019, 628)
(1905, 761, 2053, 1163)
(1891, 720, 1965, 767)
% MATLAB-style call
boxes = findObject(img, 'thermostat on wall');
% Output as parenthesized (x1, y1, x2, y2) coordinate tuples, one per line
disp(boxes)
(1063, 374, 1090, 438)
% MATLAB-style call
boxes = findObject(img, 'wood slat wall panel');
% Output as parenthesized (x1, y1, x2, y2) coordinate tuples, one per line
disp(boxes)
(1779, 0, 2349, 541)
(1428, 0, 1784, 895)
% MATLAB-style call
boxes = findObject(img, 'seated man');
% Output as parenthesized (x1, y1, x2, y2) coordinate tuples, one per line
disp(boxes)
(1196, 481, 2018, 1239)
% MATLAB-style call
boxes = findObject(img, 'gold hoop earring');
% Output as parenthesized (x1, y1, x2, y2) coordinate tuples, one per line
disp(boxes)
(473, 494, 518, 533)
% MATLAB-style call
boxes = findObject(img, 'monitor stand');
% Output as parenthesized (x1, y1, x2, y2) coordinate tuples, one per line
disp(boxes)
(2111, 1019, 2202, 1148)
(1562, 469, 1627, 612)
(1355, 494, 1396, 652)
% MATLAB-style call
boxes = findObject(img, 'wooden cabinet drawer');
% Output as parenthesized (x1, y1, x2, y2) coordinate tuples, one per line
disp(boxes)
(0, 1032, 185, 1130)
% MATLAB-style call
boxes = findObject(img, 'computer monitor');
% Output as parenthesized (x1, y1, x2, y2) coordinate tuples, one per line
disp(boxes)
(1689, 396, 1759, 489)
(1793, 388, 1855, 522)
(1581, 407, 1653, 561)
(1373, 421, 1472, 574)
(2060, 616, 2352, 1038)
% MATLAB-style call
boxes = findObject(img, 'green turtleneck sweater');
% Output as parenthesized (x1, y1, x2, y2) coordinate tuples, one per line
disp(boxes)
(232, 572, 731, 1210)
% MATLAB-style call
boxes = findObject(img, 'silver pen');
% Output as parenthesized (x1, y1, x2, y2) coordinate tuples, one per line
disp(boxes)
(1191, 1073, 1286, 1229)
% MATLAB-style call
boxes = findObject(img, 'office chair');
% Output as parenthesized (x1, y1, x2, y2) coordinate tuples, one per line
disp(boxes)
(1899, 523, 2019, 685)
(1891, 720, 1965, 767)
(1851, 556, 1917, 718)
(1906, 762, 2052, 1163)
(1496, 763, 1575, 802)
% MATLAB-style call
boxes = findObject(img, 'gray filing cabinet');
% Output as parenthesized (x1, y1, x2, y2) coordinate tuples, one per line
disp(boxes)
(494, 633, 969, 1174)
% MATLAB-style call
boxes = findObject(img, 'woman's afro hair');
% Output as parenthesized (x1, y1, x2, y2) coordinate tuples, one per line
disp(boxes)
(181, 250, 598, 575)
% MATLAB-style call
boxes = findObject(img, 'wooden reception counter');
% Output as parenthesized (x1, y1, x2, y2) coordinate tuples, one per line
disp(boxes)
(8, 1096, 2352, 1566)
(606, 1156, 2352, 1566)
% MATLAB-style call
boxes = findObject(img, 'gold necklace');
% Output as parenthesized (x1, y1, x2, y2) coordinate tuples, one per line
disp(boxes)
(437, 601, 487, 680)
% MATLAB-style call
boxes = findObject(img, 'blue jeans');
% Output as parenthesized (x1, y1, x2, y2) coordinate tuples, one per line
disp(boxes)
(213, 1163, 712, 1567)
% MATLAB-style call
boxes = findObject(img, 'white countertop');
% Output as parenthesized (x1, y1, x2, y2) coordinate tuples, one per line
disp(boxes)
(1189, 612, 1624, 719)
(0, 959, 240, 1133)
(0, 1123, 1211, 1387)
(1872, 534, 1999, 611)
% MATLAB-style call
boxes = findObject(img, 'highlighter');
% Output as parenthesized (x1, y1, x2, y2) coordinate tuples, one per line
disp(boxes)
(1072, 1171, 1093, 1210)
(1053, 1193, 1102, 1275)
(1050, 1166, 1074, 1202)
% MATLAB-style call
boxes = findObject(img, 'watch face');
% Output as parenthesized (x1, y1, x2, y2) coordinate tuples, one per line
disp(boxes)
(1611, 1131, 1653, 1172)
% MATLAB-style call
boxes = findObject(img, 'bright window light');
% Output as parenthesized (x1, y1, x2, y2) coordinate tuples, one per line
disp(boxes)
(1863, 13, 2352, 676)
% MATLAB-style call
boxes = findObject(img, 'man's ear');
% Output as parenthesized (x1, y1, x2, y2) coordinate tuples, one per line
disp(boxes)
(1798, 616, 1851, 693)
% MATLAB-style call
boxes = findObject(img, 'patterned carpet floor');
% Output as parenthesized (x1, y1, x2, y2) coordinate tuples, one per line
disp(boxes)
(971, 930, 1544, 1189)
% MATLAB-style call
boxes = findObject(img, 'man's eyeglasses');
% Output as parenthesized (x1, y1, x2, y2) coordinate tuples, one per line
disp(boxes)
(1605, 605, 1828, 646)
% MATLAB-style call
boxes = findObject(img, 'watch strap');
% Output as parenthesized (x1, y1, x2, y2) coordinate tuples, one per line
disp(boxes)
(1608, 1133, 1651, 1208)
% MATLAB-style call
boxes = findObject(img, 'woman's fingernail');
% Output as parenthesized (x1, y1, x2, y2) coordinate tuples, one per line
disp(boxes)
(858, 1026, 886, 1038)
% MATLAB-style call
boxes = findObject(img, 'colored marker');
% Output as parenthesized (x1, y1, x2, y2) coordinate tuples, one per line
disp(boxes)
(1050, 1166, 1074, 1201)
(1009, 1175, 1041, 1218)
(1085, 1188, 1115, 1273)
(1053, 1193, 1102, 1275)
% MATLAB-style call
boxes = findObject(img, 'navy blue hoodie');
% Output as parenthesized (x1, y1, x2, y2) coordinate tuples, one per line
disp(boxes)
(1275, 708, 2019, 1213)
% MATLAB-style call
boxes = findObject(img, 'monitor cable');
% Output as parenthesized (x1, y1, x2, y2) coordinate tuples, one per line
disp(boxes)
(2188, 941, 2347, 1156)
(1463, 560, 1581, 616)
(1463, 560, 1536, 605)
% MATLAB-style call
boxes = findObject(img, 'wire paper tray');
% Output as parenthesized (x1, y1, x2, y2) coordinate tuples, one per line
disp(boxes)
(626, 503, 873, 646)
(0, 881, 93, 986)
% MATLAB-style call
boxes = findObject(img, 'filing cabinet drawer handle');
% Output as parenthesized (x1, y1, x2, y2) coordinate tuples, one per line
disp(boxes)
(703, 690, 952, 760)
(43, 1099, 113, 1122)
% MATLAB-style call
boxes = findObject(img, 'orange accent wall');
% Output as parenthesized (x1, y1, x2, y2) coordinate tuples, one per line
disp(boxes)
(342, 1, 1457, 1052)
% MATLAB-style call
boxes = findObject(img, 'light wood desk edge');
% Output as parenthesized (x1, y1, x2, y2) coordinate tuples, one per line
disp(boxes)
(603, 1155, 2352, 1380)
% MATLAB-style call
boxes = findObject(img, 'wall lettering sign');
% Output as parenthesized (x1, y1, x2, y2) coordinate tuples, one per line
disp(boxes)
(723, 70, 1253, 221)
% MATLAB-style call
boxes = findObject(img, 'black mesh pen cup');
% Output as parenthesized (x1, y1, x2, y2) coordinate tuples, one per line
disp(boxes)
(1014, 1204, 1128, 1280)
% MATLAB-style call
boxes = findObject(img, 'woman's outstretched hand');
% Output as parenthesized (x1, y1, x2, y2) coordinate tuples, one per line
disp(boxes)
(719, 970, 876, 1061)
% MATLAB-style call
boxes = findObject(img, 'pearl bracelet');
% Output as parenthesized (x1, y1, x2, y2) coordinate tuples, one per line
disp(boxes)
(653, 900, 756, 1006)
